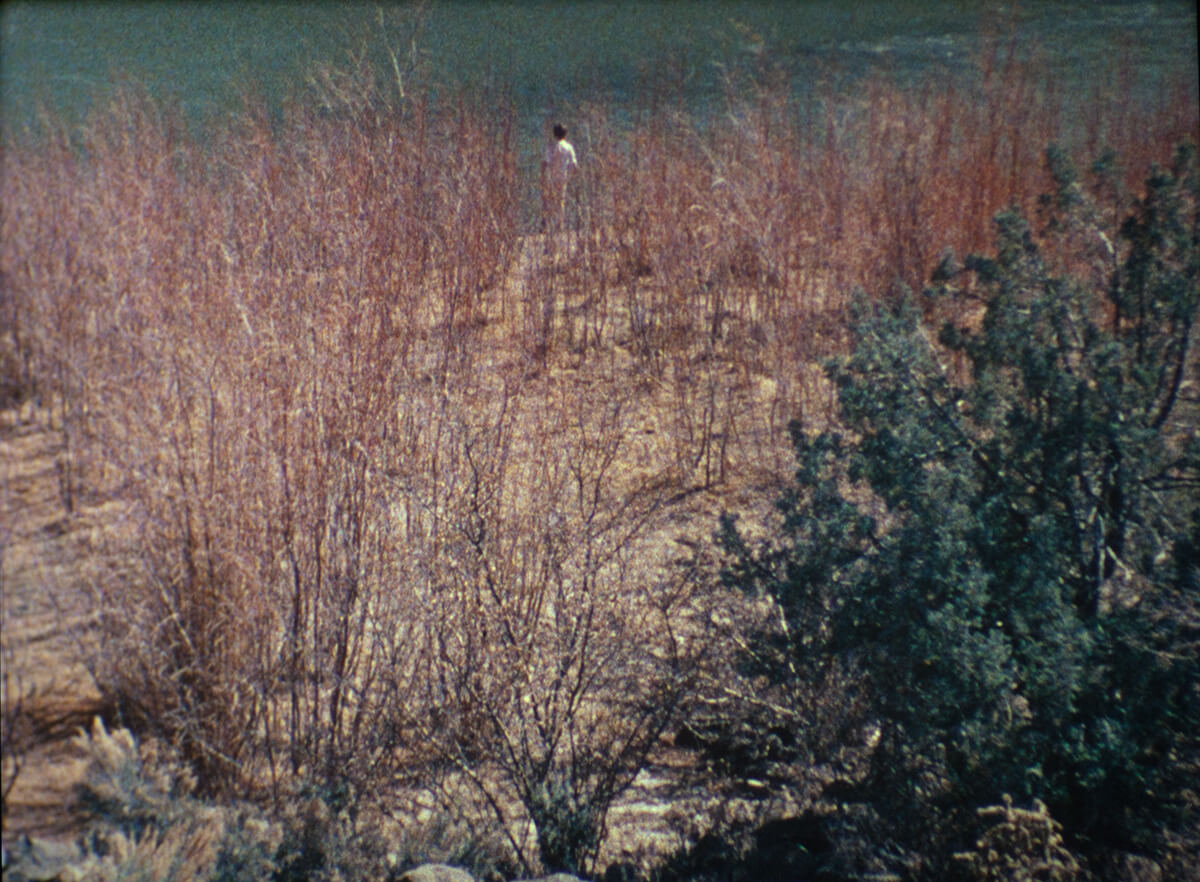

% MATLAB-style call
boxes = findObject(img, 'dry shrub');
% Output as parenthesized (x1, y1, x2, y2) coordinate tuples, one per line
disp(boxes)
(1, 78, 533, 797)
(954, 795, 1082, 882)
(577, 42, 1197, 359)
(381, 377, 701, 875)
(2, 67, 700, 875)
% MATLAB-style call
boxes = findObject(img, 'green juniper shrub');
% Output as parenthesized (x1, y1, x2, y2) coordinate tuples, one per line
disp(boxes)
(272, 777, 392, 882)
(717, 145, 1199, 879)
(526, 770, 604, 877)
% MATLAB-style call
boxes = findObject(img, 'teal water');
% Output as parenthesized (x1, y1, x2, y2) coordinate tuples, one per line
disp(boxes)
(1, 1, 1197, 138)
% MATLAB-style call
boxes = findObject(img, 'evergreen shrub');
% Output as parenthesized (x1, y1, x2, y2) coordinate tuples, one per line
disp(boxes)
(718, 145, 1199, 878)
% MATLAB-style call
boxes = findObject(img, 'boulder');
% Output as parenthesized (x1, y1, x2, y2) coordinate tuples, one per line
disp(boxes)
(398, 863, 477, 882)
(2, 836, 85, 882)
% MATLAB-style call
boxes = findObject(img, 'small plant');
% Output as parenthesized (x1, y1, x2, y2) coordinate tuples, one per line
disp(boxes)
(74, 717, 199, 840)
(67, 718, 277, 882)
(954, 795, 1081, 882)
(271, 777, 392, 882)
(526, 770, 603, 876)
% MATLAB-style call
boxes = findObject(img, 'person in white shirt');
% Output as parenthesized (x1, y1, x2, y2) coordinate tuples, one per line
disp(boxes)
(541, 123, 579, 232)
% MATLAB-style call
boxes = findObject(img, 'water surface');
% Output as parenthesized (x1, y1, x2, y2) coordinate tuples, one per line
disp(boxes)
(2, 1, 1196, 137)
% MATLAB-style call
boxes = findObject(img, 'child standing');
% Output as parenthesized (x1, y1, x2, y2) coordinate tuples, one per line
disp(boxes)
(540, 123, 579, 233)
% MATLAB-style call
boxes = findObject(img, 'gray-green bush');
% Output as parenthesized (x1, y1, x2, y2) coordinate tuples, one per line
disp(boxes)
(718, 145, 1199, 878)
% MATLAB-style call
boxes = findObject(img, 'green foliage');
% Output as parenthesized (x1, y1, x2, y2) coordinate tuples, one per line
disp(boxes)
(527, 770, 603, 876)
(67, 718, 278, 882)
(719, 145, 1199, 875)
(269, 777, 396, 882)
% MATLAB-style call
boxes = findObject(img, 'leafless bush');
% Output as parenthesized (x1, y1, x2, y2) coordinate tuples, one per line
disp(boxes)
(378, 377, 703, 875)
(1, 632, 34, 814)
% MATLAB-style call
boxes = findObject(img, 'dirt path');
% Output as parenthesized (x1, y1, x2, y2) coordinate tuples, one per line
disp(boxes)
(1, 408, 113, 840)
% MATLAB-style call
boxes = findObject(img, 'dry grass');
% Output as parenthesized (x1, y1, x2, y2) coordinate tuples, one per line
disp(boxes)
(2, 39, 1196, 872)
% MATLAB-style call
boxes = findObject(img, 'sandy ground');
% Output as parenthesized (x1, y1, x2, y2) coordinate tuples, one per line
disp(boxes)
(1, 407, 114, 841)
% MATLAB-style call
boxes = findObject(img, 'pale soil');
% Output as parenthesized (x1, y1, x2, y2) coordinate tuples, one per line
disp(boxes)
(0, 405, 133, 841)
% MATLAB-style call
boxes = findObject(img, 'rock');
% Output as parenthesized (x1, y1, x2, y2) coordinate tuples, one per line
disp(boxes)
(2, 835, 85, 882)
(398, 864, 477, 882)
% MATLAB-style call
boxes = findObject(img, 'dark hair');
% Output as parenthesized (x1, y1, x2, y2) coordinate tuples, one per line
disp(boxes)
(553, 123, 567, 140)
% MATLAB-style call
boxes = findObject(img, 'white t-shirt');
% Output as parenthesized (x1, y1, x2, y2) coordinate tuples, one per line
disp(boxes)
(544, 138, 579, 183)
